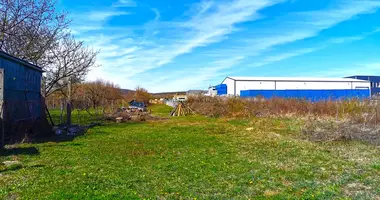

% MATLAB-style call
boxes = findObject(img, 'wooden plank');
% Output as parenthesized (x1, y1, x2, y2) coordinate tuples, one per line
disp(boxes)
(0, 68, 4, 148)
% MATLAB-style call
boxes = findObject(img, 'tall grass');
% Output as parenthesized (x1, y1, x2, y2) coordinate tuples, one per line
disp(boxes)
(188, 96, 380, 124)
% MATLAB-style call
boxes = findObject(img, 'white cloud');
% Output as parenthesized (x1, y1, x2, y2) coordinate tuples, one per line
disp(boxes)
(113, 0, 137, 7)
(248, 47, 322, 68)
(230, 0, 380, 56)
(200, 0, 380, 74)
(151, 8, 160, 21)
(330, 28, 380, 44)
(80, 0, 380, 92)
(145, 56, 245, 92)
(87, 11, 130, 21)
(70, 10, 130, 34)
(85, 0, 282, 91)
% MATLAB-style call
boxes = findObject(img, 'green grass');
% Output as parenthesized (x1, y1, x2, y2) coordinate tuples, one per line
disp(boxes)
(48, 109, 107, 125)
(149, 104, 173, 117)
(1, 105, 379, 199)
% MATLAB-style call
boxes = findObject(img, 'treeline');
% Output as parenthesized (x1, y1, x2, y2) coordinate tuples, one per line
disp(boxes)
(46, 80, 152, 113)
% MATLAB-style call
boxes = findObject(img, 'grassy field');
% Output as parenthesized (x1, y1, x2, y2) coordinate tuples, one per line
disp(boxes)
(1, 104, 380, 199)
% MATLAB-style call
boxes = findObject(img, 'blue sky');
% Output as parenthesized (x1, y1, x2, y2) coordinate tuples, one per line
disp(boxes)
(58, 0, 380, 92)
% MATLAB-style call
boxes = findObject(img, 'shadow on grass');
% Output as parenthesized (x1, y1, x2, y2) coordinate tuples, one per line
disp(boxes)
(0, 164, 45, 173)
(33, 135, 76, 144)
(0, 147, 40, 156)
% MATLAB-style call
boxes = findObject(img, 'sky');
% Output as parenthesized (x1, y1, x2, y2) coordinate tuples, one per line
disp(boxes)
(58, 0, 380, 92)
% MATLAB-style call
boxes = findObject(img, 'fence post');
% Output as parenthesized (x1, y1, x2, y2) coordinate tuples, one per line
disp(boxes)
(376, 100, 378, 126)
(60, 98, 64, 124)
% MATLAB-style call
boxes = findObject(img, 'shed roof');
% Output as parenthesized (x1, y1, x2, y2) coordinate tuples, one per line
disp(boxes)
(0, 51, 43, 72)
(226, 76, 368, 82)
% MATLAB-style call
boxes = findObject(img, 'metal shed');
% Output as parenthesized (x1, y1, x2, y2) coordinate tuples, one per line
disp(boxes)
(0, 51, 45, 147)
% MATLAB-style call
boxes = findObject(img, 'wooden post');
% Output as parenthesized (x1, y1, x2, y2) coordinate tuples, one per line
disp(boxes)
(60, 98, 64, 124)
(66, 78, 72, 126)
(45, 104, 55, 126)
(0, 69, 4, 149)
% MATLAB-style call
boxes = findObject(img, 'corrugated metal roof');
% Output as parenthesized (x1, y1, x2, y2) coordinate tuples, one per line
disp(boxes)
(226, 76, 368, 82)
(0, 51, 43, 72)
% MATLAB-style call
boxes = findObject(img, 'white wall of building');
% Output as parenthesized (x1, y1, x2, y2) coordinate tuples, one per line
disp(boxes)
(352, 81, 371, 89)
(236, 81, 275, 95)
(276, 81, 352, 90)
(222, 77, 235, 95)
(221, 77, 371, 96)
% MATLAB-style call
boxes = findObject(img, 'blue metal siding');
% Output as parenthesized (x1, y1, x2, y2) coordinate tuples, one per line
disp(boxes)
(372, 88, 380, 94)
(240, 89, 370, 101)
(0, 56, 42, 121)
(346, 76, 380, 95)
(215, 84, 227, 95)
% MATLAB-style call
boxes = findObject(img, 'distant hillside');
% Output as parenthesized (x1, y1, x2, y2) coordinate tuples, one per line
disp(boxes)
(151, 91, 187, 98)
(121, 89, 204, 99)
(120, 89, 135, 95)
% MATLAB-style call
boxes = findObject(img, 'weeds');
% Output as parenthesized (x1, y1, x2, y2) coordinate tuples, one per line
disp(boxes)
(188, 96, 380, 145)
(188, 96, 380, 121)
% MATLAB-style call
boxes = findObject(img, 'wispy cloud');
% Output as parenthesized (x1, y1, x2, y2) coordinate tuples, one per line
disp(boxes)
(330, 28, 380, 44)
(77, 0, 380, 92)
(113, 0, 137, 7)
(249, 47, 322, 68)
(86, 0, 284, 89)
(239, 26, 380, 70)
(71, 10, 130, 34)
(87, 10, 130, 21)
(201, 0, 380, 75)
(151, 8, 160, 21)
(144, 56, 245, 91)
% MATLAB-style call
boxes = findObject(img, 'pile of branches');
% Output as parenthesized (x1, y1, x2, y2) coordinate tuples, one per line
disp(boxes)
(104, 107, 164, 123)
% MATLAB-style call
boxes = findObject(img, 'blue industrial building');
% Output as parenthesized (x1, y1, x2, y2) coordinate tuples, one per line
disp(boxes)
(346, 76, 380, 96)
(213, 76, 373, 101)
(0, 51, 45, 147)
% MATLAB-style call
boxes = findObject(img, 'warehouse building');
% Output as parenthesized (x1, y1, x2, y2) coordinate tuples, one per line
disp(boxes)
(345, 75, 380, 96)
(214, 76, 372, 101)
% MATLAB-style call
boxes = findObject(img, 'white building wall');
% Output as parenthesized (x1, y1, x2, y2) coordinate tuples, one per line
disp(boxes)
(235, 81, 275, 96)
(276, 81, 353, 90)
(222, 77, 236, 95)
(352, 82, 371, 89)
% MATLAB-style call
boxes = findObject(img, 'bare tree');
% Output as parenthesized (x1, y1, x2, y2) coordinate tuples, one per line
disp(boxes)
(0, 0, 98, 97)
(1, 0, 99, 125)
(135, 87, 152, 104)
(83, 80, 104, 111)
(45, 35, 98, 96)
(0, 0, 69, 65)
(45, 36, 98, 125)
(83, 80, 121, 108)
